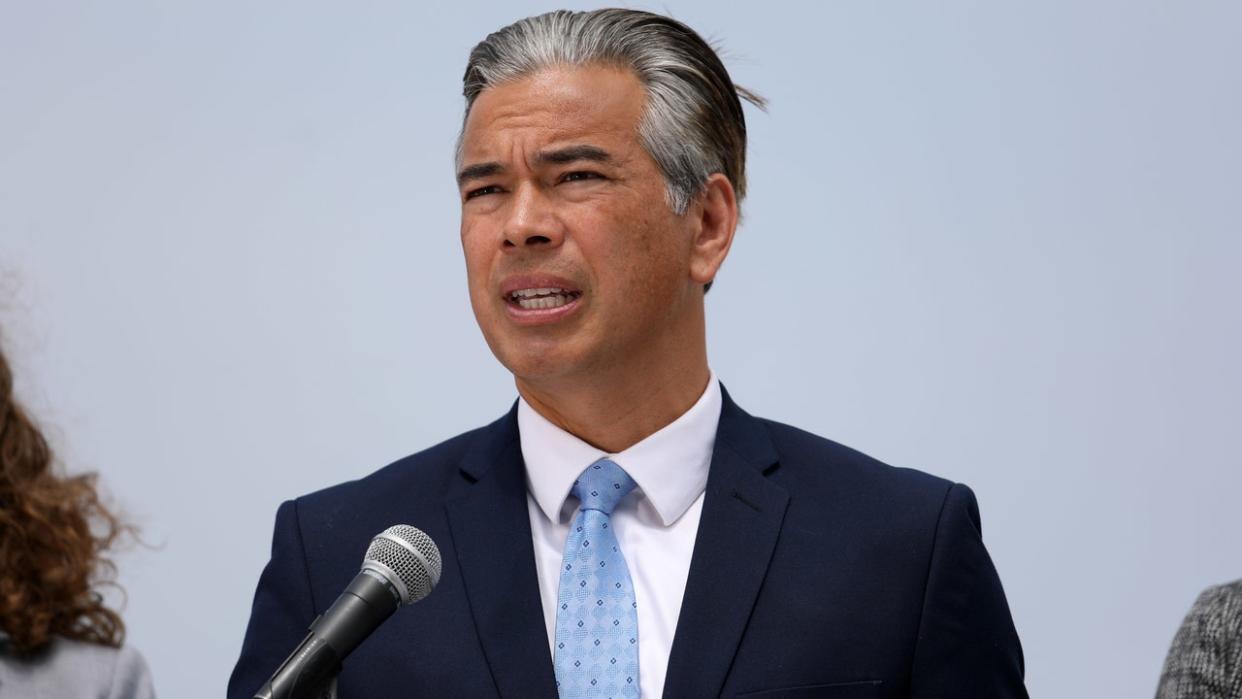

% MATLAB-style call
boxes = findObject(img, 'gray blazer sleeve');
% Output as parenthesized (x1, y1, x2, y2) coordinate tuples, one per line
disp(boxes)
(109, 643, 156, 699)
(1156, 580, 1242, 699)
(0, 639, 156, 699)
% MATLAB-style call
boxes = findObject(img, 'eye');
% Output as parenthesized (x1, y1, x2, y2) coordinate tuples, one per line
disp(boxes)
(464, 185, 503, 201)
(561, 170, 604, 183)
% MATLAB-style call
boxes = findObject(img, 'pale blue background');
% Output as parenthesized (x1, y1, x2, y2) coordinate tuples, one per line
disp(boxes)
(1, 2, 1239, 697)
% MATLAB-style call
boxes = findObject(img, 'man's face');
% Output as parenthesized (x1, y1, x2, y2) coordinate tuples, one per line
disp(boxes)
(458, 65, 702, 385)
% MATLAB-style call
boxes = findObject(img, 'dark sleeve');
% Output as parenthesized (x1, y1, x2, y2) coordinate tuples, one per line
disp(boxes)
(910, 483, 1028, 698)
(227, 499, 319, 699)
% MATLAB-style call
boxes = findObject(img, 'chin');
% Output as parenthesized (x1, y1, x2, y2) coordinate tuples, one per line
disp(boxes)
(499, 352, 575, 383)
(493, 342, 593, 385)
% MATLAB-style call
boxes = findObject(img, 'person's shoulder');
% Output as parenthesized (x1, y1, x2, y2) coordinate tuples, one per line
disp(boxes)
(292, 410, 514, 514)
(1188, 579, 1242, 628)
(0, 639, 155, 699)
(107, 642, 156, 698)
(754, 416, 955, 499)
(1177, 578, 1242, 642)
(54, 640, 156, 699)
(1158, 578, 1242, 697)
(1199, 578, 1242, 603)
(741, 413, 990, 572)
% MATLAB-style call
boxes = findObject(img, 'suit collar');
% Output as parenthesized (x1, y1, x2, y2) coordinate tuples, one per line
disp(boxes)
(444, 404, 559, 697)
(663, 385, 789, 698)
(714, 384, 781, 474)
(452, 401, 527, 485)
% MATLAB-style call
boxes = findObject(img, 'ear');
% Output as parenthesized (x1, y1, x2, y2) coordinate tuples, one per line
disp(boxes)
(687, 173, 739, 286)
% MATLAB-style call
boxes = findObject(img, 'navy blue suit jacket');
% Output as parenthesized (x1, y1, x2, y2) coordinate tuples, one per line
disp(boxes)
(229, 387, 1027, 697)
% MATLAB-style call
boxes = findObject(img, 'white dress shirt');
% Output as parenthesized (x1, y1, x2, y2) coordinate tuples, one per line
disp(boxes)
(520, 373, 722, 699)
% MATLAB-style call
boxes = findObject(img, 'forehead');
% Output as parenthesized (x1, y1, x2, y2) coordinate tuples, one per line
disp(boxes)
(460, 64, 647, 161)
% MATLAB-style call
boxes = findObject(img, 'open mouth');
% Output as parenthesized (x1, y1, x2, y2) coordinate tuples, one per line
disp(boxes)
(506, 287, 583, 310)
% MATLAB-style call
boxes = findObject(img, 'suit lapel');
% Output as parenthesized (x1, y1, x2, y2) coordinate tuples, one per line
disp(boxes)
(444, 407, 559, 698)
(663, 388, 789, 699)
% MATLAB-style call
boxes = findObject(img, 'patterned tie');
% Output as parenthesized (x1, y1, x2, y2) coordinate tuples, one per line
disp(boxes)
(554, 459, 640, 698)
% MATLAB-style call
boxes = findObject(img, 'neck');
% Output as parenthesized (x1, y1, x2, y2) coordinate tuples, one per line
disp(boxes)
(516, 337, 711, 454)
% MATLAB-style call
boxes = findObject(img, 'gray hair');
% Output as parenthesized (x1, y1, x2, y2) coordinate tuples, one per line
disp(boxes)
(459, 9, 764, 216)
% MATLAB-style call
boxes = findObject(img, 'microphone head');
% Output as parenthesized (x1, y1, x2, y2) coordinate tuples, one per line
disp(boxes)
(362, 525, 442, 605)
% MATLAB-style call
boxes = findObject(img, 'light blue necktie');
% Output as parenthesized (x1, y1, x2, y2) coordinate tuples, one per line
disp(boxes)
(554, 459, 640, 698)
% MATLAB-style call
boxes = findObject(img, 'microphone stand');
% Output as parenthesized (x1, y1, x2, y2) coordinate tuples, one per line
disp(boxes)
(253, 671, 337, 699)
(252, 630, 342, 699)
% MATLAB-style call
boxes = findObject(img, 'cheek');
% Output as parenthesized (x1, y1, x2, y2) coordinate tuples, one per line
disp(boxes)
(600, 219, 689, 311)
(460, 228, 493, 286)
(631, 209, 691, 275)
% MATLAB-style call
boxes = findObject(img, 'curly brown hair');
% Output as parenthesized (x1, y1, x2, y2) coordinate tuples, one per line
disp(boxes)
(0, 344, 131, 655)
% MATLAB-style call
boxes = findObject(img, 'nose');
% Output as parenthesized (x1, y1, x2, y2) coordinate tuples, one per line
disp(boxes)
(502, 183, 564, 250)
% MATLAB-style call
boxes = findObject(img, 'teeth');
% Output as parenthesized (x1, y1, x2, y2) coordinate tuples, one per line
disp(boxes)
(506, 286, 581, 310)
(511, 287, 567, 299)
(516, 294, 572, 310)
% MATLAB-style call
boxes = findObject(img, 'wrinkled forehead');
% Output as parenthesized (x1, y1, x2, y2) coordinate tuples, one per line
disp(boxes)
(457, 64, 647, 166)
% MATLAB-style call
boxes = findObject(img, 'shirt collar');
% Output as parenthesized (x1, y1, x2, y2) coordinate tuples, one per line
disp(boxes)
(519, 372, 722, 527)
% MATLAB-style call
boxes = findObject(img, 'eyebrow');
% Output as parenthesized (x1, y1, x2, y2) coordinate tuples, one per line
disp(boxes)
(456, 162, 503, 187)
(456, 145, 616, 186)
(535, 144, 614, 166)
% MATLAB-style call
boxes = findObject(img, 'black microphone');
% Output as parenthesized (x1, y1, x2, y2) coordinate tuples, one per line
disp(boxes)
(253, 525, 443, 699)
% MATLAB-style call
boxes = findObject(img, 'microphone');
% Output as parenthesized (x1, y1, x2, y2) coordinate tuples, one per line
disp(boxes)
(254, 525, 443, 699)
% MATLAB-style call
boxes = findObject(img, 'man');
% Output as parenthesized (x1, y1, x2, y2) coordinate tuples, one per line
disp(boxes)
(229, 9, 1027, 698)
